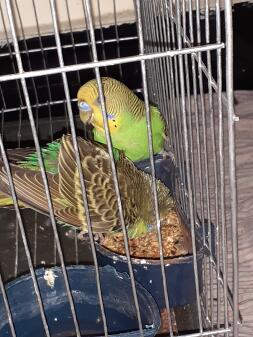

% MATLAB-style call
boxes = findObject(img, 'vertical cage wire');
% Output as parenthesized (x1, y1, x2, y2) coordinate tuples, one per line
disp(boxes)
(0, 272, 16, 337)
(0, 0, 239, 336)
(224, 0, 239, 335)
(139, 0, 239, 335)
(96, 0, 109, 75)
(136, 0, 175, 335)
(216, 0, 229, 332)
(0, 132, 51, 337)
(168, 0, 189, 216)
(5, 1, 82, 335)
(194, 0, 215, 327)
(49, 0, 110, 335)
(175, 0, 203, 331)
(64, 0, 81, 84)
(84, 0, 144, 334)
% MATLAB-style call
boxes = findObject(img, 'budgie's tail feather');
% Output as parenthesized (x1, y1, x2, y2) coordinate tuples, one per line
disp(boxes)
(0, 149, 34, 208)
(0, 193, 14, 207)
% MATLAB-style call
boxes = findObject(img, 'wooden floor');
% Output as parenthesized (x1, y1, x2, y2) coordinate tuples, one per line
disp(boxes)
(232, 91, 253, 336)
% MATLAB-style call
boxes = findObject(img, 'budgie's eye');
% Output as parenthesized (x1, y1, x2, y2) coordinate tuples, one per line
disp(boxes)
(78, 101, 91, 112)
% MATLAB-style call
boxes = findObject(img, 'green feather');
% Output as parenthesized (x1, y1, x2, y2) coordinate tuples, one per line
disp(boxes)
(127, 219, 149, 239)
(93, 105, 165, 162)
(18, 140, 61, 174)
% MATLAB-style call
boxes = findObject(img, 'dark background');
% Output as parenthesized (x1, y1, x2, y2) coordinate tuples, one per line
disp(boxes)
(0, 3, 253, 124)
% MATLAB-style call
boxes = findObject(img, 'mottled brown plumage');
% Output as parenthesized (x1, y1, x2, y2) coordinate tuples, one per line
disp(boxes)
(0, 135, 174, 237)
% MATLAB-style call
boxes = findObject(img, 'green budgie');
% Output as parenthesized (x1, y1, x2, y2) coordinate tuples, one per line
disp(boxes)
(77, 77, 166, 162)
(0, 135, 174, 238)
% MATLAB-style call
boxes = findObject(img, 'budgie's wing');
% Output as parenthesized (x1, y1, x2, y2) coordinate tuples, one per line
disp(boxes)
(0, 160, 82, 226)
(0, 147, 36, 209)
(58, 135, 137, 233)
(0, 136, 138, 233)
(4, 147, 35, 164)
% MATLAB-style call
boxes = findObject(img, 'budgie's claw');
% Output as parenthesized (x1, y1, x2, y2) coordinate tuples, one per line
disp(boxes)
(160, 149, 176, 163)
(94, 233, 105, 244)
(162, 132, 170, 142)
(76, 231, 89, 242)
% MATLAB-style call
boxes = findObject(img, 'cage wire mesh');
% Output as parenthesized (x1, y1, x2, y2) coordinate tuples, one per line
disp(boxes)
(0, 0, 239, 336)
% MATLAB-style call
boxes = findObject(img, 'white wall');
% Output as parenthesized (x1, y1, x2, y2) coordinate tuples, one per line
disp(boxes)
(0, 0, 136, 41)
(0, 0, 248, 42)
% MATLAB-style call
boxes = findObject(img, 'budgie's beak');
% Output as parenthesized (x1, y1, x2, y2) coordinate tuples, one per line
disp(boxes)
(78, 101, 93, 124)
(79, 109, 93, 124)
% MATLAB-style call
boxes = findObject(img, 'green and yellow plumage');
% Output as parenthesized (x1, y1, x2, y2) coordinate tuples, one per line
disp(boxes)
(0, 135, 174, 238)
(77, 77, 166, 162)
(18, 140, 61, 173)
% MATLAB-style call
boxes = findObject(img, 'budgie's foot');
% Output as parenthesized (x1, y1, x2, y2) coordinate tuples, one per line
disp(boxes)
(160, 149, 176, 163)
(94, 233, 105, 244)
(162, 132, 169, 142)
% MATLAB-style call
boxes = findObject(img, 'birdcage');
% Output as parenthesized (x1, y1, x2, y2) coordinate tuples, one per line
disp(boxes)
(0, 0, 240, 336)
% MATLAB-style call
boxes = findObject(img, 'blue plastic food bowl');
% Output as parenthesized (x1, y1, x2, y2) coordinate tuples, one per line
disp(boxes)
(96, 241, 204, 310)
(0, 265, 161, 337)
(134, 154, 177, 192)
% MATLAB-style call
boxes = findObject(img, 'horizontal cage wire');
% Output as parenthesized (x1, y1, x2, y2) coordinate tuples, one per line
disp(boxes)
(0, 0, 239, 337)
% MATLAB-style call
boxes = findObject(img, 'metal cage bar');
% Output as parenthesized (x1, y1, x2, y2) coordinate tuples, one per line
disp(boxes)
(224, 0, 239, 335)
(0, 43, 224, 83)
(0, 271, 17, 337)
(5, 1, 82, 336)
(0, 0, 239, 336)
(83, 0, 144, 334)
(175, 0, 203, 331)
(136, 0, 175, 335)
(49, 0, 110, 335)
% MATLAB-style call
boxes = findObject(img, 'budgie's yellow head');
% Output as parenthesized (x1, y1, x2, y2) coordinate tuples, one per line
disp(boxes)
(77, 77, 144, 134)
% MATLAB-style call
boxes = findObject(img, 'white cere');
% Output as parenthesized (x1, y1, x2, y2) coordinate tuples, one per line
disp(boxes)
(44, 269, 58, 289)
